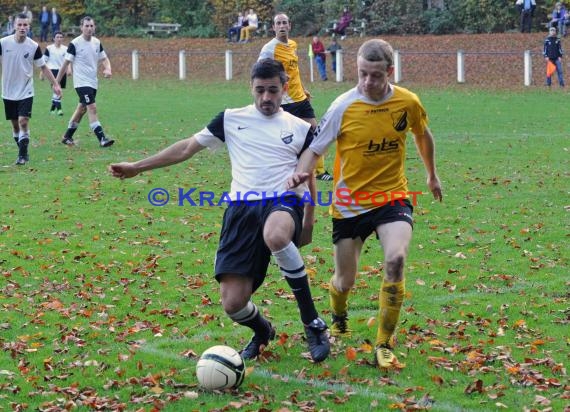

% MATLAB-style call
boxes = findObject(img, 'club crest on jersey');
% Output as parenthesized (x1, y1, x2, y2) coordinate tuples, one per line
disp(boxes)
(392, 110, 408, 132)
(281, 131, 294, 144)
(24, 52, 30, 59)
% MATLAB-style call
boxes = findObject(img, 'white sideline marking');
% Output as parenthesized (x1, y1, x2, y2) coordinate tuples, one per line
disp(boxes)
(139, 340, 462, 411)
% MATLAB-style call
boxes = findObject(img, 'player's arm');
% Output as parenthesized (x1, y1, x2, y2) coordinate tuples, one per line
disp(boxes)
(39, 64, 61, 97)
(109, 136, 206, 179)
(56, 60, 71, 84)
(413, 127, 443, 202)
(101, 57, 112, 78)
(287, 148, 319, 189)
(298, 167, 316, 248)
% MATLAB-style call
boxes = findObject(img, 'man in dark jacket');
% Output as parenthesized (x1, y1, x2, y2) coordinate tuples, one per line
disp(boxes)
(543, 26, 565, 87)
(516, 0, 536, 33)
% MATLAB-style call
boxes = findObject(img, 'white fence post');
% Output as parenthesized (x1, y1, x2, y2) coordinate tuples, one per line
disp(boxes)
(524, 50, 532, 86)
(132, 50, 139, 80)
(335, 49, 343, 82)
(457, 50, 465, 83)
(179, 50, 186, 80)
(225, 50, 233, 81)
(393, 50, 401, 83)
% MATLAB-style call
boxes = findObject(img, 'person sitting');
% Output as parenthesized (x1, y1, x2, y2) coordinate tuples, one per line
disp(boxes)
(334, 6, 352, 40)
(227, 12, 244, 42)
(550, 2, 567, 37)
(240, 9, 258, 43)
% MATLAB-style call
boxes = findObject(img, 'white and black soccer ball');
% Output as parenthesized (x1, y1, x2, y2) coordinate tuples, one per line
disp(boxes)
(196, 345, 245, 390)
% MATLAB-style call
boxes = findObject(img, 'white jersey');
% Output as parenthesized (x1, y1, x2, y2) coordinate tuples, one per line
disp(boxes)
(0, 35, 44, 100)
(44, 43, 67, 70)
(65, 35, 107, 89)
(195, 104, 312, 201)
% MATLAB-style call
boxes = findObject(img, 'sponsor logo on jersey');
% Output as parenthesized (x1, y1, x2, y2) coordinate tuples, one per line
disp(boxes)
(281, 130, 293, 144)
(392, 110, 408, 132)
(363, 138, 399, 155)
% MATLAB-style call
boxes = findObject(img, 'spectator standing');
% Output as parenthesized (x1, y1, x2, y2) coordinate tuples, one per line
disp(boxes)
(516, 0, 536, 33)
(544, 26, 565, 87)
(51, 8, 62, 34)
(0, 13, 62, 165)
(327, 37, 342, 74)
(22, 6, 33, 38)
(57, 16, 114, 147)
(42, 31, 70, 115)
(240, 9, 258, 43)
(550, 2, 567, 37)
(335, 6, 353, 40)
(227, 12, 244, 42)
(39, 6, 50, 42)
(109, 59, 330, 364)
(2, 15, 15, 36)
(287, 38, 443, 370)
(259, 13, 333, 181)
(311, 36, 327, 81)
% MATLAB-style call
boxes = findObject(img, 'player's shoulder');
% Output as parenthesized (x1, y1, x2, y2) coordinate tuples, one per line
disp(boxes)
(392, 84, 421, 103)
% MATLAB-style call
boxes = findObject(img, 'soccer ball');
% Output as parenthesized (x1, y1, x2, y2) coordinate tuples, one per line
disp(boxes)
(196, 345, 245, 390)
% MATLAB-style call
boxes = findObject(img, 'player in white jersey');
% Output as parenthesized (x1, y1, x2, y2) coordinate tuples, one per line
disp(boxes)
(42, 31, 70, 115)
(109, 59, 330, 363)
(56, 16, 113, 147)
(0, 13, 61, 165)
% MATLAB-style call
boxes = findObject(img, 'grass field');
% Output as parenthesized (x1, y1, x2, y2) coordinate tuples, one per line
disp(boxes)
(0, 78, 568, 411)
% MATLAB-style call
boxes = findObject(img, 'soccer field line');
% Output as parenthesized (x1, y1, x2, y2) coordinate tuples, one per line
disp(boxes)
(139, 339, 464, 411)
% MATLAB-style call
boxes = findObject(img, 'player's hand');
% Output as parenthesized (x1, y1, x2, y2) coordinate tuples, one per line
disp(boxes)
(103, 69, 112, 78)
(286, 172, 311, 189)
(304, 88, 312, 100)
(427, 175, 443, 202)
(109, 163, 138, 179)
(53, 84, 62, 98)
(298, 222, 314, 248)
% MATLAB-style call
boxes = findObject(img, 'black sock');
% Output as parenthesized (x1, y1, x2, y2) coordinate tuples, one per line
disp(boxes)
(229, 302, 272, 337)
(285, 276, 319, 325)
(18, 138, 29, 157)
(93, 125, 106, 142)
(64, 127, 77, 139)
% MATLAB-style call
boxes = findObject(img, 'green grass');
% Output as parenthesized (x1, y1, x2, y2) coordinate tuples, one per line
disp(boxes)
(0, 79, 568, 411)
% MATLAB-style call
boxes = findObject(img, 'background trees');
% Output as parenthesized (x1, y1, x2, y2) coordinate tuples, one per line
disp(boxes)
(0, 0, 553, 38)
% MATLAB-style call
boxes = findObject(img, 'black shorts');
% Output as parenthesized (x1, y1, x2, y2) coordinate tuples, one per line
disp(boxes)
(51, 69, 67, 89)
(214, 197, 304, 292)
(281, 99, 316, 120)
(3, 97, 33, 120)
(75, 86, 97, 106)
(332, 199, 414, 243)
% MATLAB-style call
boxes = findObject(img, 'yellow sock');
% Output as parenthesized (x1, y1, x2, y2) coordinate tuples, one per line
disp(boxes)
(329, 277, 350, 315)
(315, 156, 325, 175)
(376, 280, 405, 347)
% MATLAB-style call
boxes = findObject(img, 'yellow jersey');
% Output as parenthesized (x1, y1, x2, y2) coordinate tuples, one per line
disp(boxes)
(259, 38, 307, 104)
(311, 85, 428, 219)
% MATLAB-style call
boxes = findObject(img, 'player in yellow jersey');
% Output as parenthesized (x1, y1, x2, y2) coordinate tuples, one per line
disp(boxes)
(259, 13, 332, 181)
(288, 39, 443, 369)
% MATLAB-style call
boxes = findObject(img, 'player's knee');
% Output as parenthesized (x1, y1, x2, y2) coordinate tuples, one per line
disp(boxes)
(385, 254, 405, 281)
(221, 296, 249, 315)
(333, 274, 355, 292)
(264, 231, 290, 252)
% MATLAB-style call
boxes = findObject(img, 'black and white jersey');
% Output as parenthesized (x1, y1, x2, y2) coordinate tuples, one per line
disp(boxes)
(0, 35, 44, 100)
(64, 35, 107, 89)
(195, 104, 313, 201)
